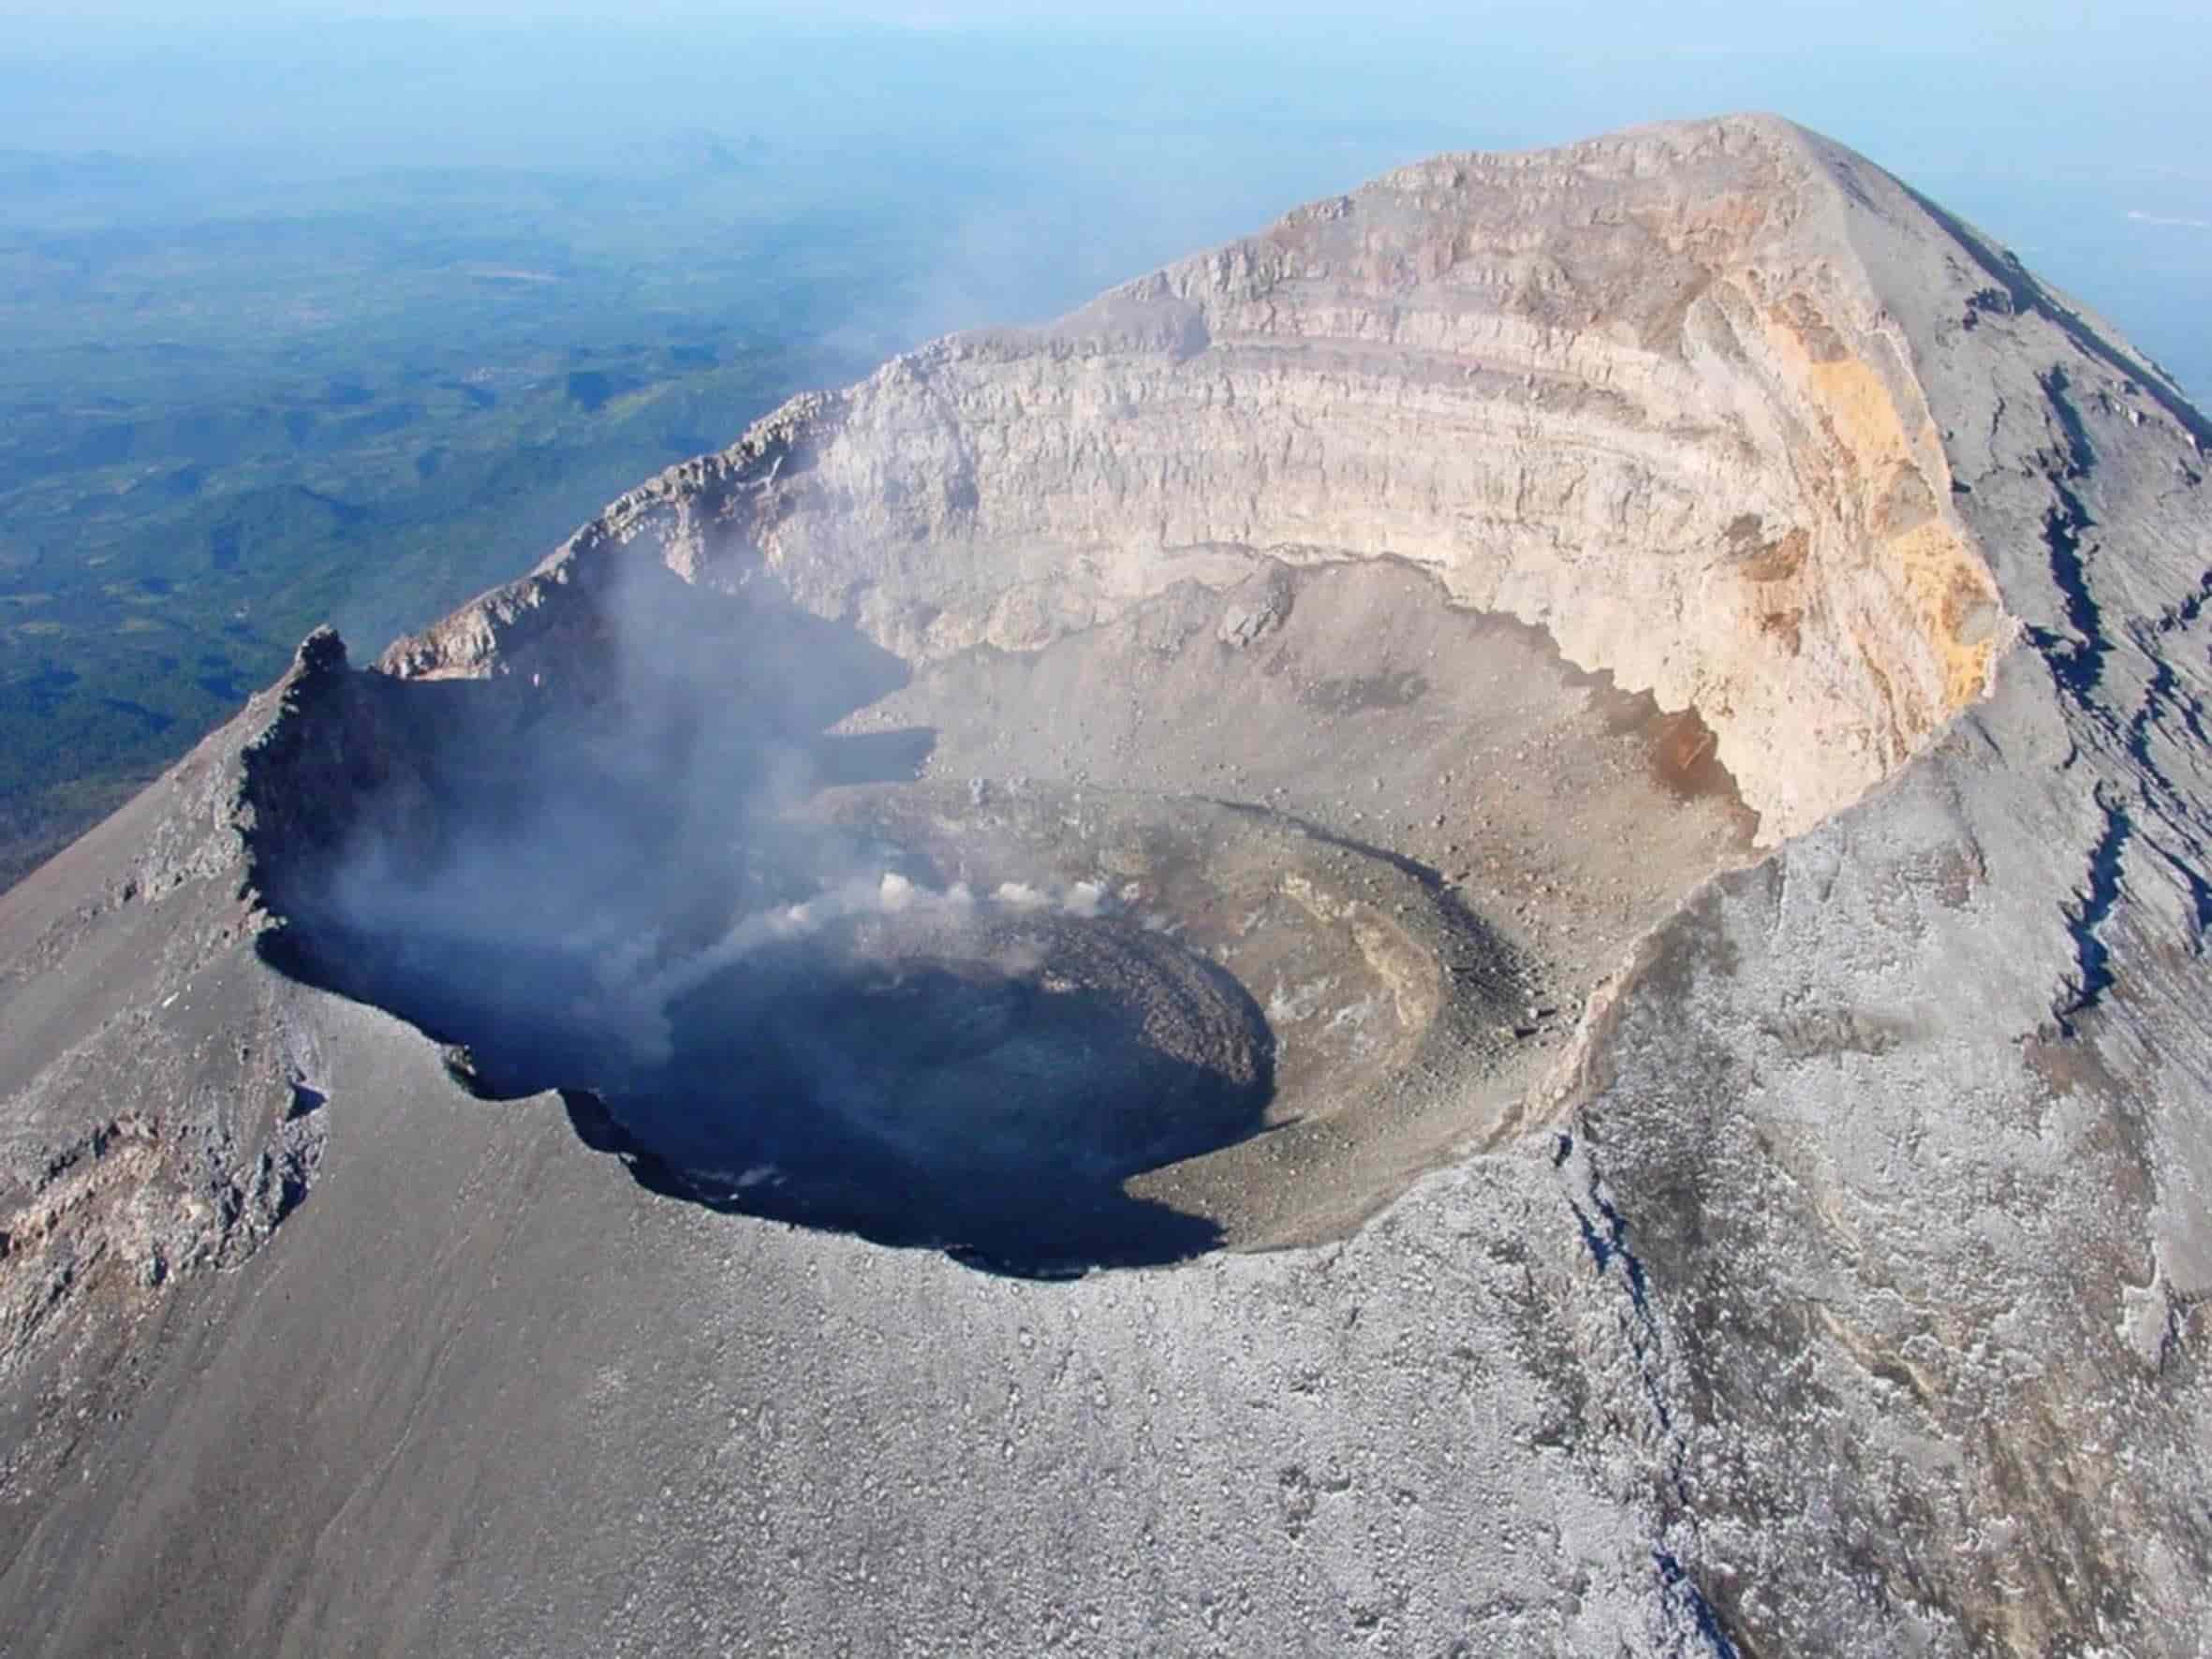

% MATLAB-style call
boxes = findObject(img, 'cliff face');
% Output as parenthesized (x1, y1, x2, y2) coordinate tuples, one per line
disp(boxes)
(6, 114, 2212, 1658)
(391, 117, 2036, 842)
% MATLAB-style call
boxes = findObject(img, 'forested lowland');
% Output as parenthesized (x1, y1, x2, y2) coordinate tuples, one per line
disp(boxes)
(0, 146, 1008, 887)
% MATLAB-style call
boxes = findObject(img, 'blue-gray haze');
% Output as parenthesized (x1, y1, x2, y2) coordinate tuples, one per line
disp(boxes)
(3, 6, 2204, 385)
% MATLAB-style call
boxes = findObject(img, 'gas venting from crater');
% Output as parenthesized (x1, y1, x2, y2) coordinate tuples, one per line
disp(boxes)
(247, 552, 1538, 1275)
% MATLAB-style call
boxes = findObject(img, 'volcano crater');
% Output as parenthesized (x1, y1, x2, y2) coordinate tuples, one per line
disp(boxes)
(248, 551, 1760, 1274)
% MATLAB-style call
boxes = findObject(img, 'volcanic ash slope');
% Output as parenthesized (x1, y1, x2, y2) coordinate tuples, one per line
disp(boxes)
(4, 113, 2212, 1657)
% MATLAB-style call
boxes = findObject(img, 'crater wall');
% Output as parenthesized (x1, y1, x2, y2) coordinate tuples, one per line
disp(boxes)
(391, 115, 2006, 843)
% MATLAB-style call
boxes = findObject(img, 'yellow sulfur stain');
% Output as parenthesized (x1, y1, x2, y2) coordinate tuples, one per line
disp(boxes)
(1889, 519, 1999, 709)
(1803, 355, 1916, 473)
(1766, 301, 2002, 725)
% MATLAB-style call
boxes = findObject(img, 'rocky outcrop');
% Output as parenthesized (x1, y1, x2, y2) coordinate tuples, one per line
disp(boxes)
(0, 634, 346, 1407)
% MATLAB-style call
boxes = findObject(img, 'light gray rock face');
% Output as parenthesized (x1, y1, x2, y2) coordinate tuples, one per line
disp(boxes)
(3, 114, 2211, 1657)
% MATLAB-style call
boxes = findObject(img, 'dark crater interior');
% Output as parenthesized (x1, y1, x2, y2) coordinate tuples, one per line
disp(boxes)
(287, 895, 1276, 1276)
(243, 578, 1307, 1275)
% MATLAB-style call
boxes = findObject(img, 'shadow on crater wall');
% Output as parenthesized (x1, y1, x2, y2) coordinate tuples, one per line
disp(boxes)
(247, 565, 1273, 1277)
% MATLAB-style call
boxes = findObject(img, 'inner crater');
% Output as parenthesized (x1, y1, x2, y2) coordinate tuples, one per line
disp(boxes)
(586, 888, 1283, 1276)
(247, 555, 1751, 1275)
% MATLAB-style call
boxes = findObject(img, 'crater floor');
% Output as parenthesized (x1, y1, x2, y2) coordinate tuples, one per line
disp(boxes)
(255, 558, 1755, 1268)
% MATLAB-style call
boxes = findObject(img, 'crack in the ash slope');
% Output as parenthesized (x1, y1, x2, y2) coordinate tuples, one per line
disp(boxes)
(2144, 835, 2212, 952)
(2150, 566, 2212, 638)
(1657, 1549, 1745, 1659)
(2012, 440, 2137, 1029)
(2041, 366, 2099, 477)
(2021, 373, 2106, 711)
(2118, 652, 2212, 961)
(2119, 648, 2212, 843)
(1567, 1147, 1745, 1657)
(2137, 652, 2212, 759)
(2057, 785, 2131, 1029)
(2005, 368, 2212, 1028)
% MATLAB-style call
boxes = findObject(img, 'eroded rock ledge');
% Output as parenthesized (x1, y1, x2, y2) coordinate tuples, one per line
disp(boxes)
(388, 113, 2013, 843)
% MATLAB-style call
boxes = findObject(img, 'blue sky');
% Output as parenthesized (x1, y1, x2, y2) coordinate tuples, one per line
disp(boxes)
(3, 2, 2203, 178)
(1, 3, 2205, 389)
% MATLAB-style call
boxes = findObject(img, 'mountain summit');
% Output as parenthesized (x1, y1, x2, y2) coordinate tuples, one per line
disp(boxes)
(4, 114, 2209, 1656)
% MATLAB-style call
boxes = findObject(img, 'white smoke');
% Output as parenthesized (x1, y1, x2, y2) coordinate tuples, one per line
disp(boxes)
(307, 541, 1141, 1096)
(595, 865, 1119, 1067)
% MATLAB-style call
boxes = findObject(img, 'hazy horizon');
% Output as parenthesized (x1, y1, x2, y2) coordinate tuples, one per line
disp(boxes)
(3, 8, 2205, 393)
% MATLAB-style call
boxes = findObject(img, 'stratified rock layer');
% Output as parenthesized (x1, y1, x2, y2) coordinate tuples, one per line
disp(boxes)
(392, 118, 2013, 842)
(5, 114, 2212, 1658)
